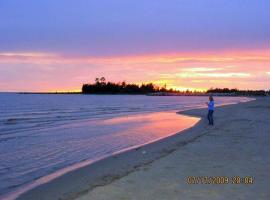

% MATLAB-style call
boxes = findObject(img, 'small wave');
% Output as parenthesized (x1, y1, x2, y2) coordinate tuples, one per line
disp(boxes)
(5, 119, 17, 125)
(4, 117, 35, 125)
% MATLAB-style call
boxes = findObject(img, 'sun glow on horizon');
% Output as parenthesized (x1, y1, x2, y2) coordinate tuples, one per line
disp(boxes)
(0, 49, 270, 92)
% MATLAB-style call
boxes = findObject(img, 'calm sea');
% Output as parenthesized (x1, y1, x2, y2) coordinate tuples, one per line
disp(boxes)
(0, 93, 251, 199)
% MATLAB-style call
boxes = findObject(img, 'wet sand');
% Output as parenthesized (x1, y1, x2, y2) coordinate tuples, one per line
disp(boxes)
(17, 98, 270, 200)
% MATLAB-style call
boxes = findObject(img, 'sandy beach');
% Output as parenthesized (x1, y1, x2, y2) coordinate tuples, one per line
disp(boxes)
(17, 98, 270, 200)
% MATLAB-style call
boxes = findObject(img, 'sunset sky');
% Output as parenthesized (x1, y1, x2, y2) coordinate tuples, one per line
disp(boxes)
(0, 0, 270, 92)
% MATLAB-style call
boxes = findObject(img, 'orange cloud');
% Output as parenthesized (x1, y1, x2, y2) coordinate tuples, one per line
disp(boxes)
(177, 72, 251, 78)
(181, 67, 223, 72)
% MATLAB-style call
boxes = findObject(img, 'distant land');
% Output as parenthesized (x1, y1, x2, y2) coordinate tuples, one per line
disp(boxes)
(81, 77, 269, 96)
(19, 77, 270, 96)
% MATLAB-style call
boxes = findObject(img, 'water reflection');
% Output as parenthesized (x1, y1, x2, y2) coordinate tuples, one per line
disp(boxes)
(102, 112, 200, 142)
(2, 111, 199, 200)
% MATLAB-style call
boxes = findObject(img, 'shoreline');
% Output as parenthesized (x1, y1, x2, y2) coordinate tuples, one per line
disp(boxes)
(3, 91, 265, 97)
(74, 97, 270, 200)
(14, 99, 258, 200)
(10, 112, 201, 200)
(17, 92, 267, 97)
(5, 111, 199, 200)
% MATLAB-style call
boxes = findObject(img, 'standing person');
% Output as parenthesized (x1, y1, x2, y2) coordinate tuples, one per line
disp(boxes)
(206, 96, 214, 125)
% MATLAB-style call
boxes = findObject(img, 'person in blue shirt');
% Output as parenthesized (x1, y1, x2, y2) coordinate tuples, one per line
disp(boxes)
(206, 96, 214, 125)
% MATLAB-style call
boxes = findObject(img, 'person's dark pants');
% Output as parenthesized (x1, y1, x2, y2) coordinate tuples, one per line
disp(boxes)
(207, 110, 214, 125)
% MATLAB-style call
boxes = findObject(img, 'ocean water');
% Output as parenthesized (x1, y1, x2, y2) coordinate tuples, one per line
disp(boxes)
(0, 93, 251, 199)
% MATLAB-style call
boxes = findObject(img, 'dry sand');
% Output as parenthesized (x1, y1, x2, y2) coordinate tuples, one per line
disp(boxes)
(17, 98, 270, 200)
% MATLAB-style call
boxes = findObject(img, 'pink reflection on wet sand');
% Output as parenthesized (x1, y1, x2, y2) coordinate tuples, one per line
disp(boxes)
(102, 111, 200, 142)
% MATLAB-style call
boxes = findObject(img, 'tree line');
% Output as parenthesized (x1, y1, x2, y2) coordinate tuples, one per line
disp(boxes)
(82, 77, 269, 96)
(82, 77, 176, 94)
